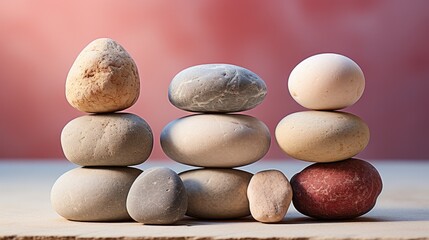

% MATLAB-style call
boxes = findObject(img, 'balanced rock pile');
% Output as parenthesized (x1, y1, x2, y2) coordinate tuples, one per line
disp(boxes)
(275, 53, 383, 220)
(51, 38, 155, 222)
(161, 64, 293, 222)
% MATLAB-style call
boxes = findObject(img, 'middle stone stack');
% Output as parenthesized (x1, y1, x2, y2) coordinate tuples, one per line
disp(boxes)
(161, 64, 271, 219)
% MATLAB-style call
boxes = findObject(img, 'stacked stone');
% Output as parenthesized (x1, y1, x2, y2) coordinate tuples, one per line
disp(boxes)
(51, 38, 153, 222)
(161, 64, 276, 220)
(275, 53, 383, 220)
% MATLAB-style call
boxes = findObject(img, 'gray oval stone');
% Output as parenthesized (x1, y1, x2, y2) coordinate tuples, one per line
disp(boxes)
(126, 167, 188, 224)
(61, 113, 153, 166)
(179, 168, 252, 219)
(168, 64, 267, 112)
(161, 114, 271, 168)
(51, 167, 142, 222)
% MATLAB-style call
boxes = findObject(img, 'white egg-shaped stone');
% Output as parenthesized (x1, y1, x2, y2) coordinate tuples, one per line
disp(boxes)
(288, 53, 365, 110)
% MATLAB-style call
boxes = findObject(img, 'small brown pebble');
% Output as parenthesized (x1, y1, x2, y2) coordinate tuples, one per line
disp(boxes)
(247, 170, 293, 223)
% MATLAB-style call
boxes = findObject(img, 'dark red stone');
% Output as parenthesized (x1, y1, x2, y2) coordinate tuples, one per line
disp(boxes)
(291, 158, 383, 220)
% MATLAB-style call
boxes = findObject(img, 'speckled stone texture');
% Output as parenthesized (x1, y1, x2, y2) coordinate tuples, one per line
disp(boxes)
(290, 158, 383, 220)
(126, 167, 188, 224)
(61, 113, 153, 166)
(66, 38, 140, 113)
(168, 64, 267, 113)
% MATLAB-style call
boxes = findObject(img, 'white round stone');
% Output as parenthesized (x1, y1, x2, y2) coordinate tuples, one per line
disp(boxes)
(288, 53, 365, 110)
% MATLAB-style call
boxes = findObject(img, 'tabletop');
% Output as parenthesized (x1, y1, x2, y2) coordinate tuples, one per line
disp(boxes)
(1, 159, 428, 240)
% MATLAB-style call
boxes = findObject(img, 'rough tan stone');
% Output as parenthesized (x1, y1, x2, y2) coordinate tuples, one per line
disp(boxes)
(66, 38, 140, 113)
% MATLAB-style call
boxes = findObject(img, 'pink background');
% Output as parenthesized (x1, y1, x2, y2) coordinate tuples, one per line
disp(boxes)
(1, 0, 428, 160)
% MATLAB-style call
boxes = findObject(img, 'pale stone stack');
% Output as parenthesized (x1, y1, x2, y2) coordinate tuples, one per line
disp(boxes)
(162, 64, 278, 220)
(51, 38, 154, 222)
(275, 53, 382, 220)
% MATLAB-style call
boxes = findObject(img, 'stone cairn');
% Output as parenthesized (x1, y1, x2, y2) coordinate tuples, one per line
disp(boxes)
(275, 53, 383, 220)
(52, 41, 381, 224)
(51, 38, 170, 223)
(162, 64, 293, 222)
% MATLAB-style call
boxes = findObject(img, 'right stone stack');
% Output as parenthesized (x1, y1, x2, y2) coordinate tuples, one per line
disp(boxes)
(275, 53, 383, 220)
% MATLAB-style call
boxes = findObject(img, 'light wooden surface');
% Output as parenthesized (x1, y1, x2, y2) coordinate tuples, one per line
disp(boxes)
(1, 159, 428, 240)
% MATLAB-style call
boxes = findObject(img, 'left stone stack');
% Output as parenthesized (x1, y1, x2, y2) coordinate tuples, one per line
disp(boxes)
(51, 38, 153, 222)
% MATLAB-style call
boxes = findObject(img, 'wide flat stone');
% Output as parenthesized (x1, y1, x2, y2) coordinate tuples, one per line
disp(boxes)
(275, 110, 369, 162)
(61, 113, 153, 166)
(161, 114, 270, 168)
(50, 166, 142, 222)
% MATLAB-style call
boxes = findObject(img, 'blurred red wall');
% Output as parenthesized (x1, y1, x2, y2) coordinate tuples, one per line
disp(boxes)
(1, 0, 428, 160)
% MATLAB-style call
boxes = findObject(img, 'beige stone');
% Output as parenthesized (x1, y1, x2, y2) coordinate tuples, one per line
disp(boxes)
(179, 168, 252, 219)
(66, 38, 140, 113)
(288, 53, 365, 110)
(161, 114, 270, 168)
(275, 111, 370, 162)
(50, 167, 142, 222)
(247, 170, 293, 223)
(61, 113, 153, 166)
(168, 64, 267, 113)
